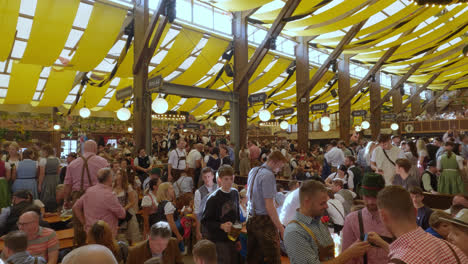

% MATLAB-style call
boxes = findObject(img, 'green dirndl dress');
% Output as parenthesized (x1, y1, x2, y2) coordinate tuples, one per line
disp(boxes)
(0, 160, 10, 208)
(438, 154, 465, 195)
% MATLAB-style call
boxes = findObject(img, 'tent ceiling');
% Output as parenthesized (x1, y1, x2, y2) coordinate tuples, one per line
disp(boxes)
(0, 0, 467, 121)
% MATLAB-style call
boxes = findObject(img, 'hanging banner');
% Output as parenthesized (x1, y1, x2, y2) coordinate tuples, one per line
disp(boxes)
(248, 92, 267, 105)
(273, 107, 294, 116)
(382, 113, 397, 120)
(178, 123, 206, 130)
(310, 103, 328, 112)
(352, 110, 367, 116)
(115, 86, 133, 101)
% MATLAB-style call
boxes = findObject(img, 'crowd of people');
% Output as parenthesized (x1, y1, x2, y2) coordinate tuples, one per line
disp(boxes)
(0, 128, 468, 264)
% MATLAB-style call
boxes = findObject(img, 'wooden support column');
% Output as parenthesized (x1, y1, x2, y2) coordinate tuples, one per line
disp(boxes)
(392, 76, 403, 114)
(370, 71, 381, 140)
(133, 0, 151, 153)
(410, 85, 421, 118)
(232, 12, 249, 151)
(295, 37, 309, 152)
(338, 55, 351, 144)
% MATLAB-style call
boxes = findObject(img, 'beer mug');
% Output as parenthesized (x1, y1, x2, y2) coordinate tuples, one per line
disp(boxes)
(227, 222, 242, 241)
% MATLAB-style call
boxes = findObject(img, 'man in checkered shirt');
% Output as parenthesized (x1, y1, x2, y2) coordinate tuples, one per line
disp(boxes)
(368, 186, 468, 264)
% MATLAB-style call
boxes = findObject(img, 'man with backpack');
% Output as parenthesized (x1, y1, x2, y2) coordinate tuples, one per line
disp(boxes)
(345, 155, 362, 193)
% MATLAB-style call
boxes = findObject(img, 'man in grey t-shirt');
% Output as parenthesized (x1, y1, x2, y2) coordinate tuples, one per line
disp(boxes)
(246, 151, 288, 264)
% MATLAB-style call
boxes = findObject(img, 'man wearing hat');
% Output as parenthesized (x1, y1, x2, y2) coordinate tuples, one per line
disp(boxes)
(342, 173, 393, 264)
(143, 168, 161, 191)
(421, 160, 438, 193)
(444, 208, 468, 257)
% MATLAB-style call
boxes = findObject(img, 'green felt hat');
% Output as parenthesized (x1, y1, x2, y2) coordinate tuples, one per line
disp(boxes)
(360, 173, 385, 197)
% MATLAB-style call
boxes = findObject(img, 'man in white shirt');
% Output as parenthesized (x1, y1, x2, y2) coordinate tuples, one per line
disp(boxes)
(168, 139, 187, 182)
(371, 134, 405, 185)
(187, 143, 203, 186)
(324, 140, 345, 171)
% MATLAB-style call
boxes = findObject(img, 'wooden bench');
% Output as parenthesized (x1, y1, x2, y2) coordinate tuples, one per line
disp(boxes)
(423, 192, 454, 210)
(0, 228, 74, 251)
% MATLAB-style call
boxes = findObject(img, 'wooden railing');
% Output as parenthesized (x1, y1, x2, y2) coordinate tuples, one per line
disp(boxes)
(401, 119, 468, 134)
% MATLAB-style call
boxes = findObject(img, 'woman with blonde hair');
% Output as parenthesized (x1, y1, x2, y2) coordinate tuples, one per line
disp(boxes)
(87, 220, 128, 263)
(155, 182, 184, 243)
(416, 139, 429, 173)
(113, 169, 140, 244)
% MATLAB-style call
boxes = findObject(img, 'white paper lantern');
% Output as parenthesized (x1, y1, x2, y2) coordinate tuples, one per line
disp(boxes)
(152, 97, 168, 114)
(320, 116, 331, 126)
(53, 124, 61, 130)
(226, 130, 230, 135)
(322, 124, 330, 132)
(355, 126, 362, 132)
(215, 115, 227, 126)
(391, 123, 399, 131)
(361, 121, 370, 129)
(117, 108, 131, 121)
(79, 107, 91, 118)
(280, 120, 289, 130)
(127, 127, 133, 132)
(259, 109, 271, 122)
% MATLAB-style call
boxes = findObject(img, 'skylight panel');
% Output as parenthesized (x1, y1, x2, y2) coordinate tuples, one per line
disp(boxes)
(32, 92, 41, 101)
(11, 40, 27, 58)
(97, 98, 110, 107)
(365, 12, 387, 29)
(16, 17, 33, 39)
(0, 89, 7, 98)
(383, 1, 405, 15)
(110, 77, 121, 87)
(108, 40, 126, 56)
(0, 74, 10, 88)
(94, 58, 115, 72)
(151, 50, 168, 64)
(73, 2, 93, 28)
(36, 79, 46, 92)
(40, 67, 51, 78)
(65, 29, 84, 49)
(20, 0, 37, 16)
(64, 95, 77, 104)
(164, 71, 182, 81)
(179, 56, 197, 70)
(255, 0, 285, 14)
(161, 28, 180, 47)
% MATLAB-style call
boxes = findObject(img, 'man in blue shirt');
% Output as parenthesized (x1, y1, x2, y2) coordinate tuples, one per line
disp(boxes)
(2, 230, 46, 264)
(246, 151, 287, 264)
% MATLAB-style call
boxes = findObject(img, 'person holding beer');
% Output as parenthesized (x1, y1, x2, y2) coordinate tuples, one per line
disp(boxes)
(201, 165, 240, 264)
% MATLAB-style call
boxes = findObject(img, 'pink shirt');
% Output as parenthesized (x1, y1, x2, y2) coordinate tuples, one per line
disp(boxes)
(342, 207, 391, 264)
(64, 152, 109, 191)
(73, 183, 126, 237)
(389, 227, 468, 264)
(249, 145, 260, 161)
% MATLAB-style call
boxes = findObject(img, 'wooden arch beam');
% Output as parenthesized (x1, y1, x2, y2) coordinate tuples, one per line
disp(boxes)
(297, 19, 367, 101)
(416, 79, 457, 116)
(396, 72, 441, 115)
(233, 0, 301, 92)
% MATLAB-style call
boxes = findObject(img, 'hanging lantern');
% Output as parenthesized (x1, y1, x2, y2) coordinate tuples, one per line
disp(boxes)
(320, 116, 331, 126)
(79, 107, 91, 118)
(355, 126, 362, 132)
(322, 124, 330, 132)
(226, 130, 230, 135)
(215, 115, 227, 126)
(127, 127, 133, 132)
(117, 108, 131, 121)
(152, 97, 169, 114)
(361, 121, 370, 130)
(259, 109, 271, 122)
(391, 123, 399, 131)
(53, 124, 61, 130)
(280, 120, 288, 130)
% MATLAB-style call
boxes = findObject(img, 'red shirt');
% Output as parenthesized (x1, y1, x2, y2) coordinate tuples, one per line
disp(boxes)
(389, 227, 468, 264)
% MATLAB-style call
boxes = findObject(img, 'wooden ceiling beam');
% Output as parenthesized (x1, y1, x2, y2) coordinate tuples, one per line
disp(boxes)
(396, 72, 441, 115)
(233, 0, 301, 92)
(343, 28, 416, 106)
(297, 19, 367, 101)
(417, 79, 457, 116)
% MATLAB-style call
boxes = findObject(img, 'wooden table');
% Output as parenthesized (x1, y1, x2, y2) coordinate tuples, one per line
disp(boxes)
(0, 228, 74, 251)
(44, 214, 62, 224)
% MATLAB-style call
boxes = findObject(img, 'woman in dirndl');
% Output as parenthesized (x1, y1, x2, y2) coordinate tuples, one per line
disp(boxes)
(437, 141, 465, 195)
(38, 144, 60, 212)
(2, 142, 21, 206)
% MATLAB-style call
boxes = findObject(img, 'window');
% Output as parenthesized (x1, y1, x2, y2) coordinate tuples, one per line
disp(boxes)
(176, 0, 192, 22)
(107, 139, 118, 148)
(61, 140, 78, 159)
(193, 2, 213, 29)
(214, 9, 232, 35)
